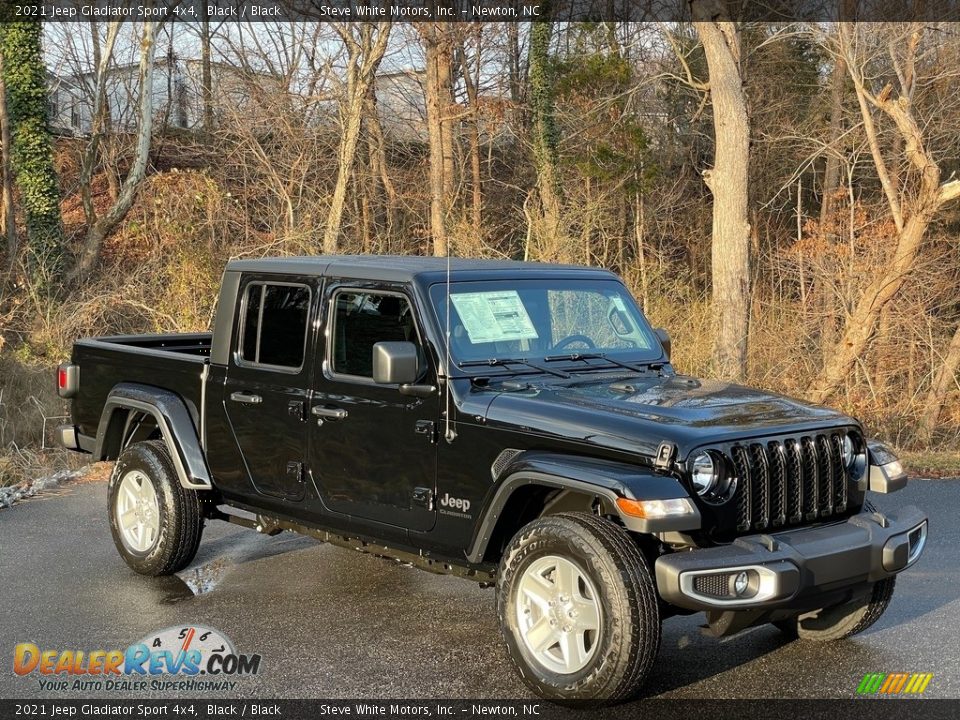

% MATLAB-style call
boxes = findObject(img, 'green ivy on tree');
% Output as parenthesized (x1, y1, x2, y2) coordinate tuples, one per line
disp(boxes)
(0, 19, 65, 285)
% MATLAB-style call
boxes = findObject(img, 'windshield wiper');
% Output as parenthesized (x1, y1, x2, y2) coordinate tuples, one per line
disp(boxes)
(543, 352, 660, 374)
(459, 357, 571, 378)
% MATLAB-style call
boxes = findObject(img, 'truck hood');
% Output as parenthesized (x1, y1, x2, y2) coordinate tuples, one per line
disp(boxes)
(479, 374, 856, 459)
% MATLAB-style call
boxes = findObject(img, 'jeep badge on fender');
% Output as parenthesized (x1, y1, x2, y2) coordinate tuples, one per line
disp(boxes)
(439, 493, 471, 514)
(57, 255, 928, 703)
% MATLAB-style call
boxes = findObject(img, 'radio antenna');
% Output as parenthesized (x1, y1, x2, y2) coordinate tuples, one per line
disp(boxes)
(444, 238, 457, 443)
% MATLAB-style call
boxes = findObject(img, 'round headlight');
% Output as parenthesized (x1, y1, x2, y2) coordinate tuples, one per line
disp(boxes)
(691, 452, 718, 496)
(842, 434, 858, 467)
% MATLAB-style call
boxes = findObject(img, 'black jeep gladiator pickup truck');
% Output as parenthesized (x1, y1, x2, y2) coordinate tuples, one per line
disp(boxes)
(58, 255, 927, 702)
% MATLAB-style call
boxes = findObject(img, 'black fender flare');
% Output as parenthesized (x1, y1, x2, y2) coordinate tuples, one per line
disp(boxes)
(95, 383, 212, 490)
(465, 451, 700, 564)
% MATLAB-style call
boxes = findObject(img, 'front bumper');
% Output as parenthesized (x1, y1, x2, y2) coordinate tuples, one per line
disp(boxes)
(655, 505, 927, 611)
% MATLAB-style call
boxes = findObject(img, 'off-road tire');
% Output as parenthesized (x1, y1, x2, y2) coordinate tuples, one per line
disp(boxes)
(496, 512, 661, 703)
(108, 440, 204, 576)
(774, 498, 895, 641)
(774, 577, 896, 641)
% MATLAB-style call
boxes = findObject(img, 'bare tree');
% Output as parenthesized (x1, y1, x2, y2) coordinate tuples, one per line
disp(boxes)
(918, 323, 960, 444)
(691, 3, 752, 381)
(78, 22, 121, 234)
(69, 20, 158, 283)
(419, 22, 457, 257)
(362, 87, 397, 245)
(808, 23, 960, 404)
(819, 0, 857, 227)
(457, 26, 484, 238)
(322, 22, 391, 255)
(0, 49, 15, 263)
(200, 5, 214, 133)
(528, 17, 564, 250)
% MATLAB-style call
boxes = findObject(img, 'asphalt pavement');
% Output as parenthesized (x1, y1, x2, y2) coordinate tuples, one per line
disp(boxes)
(0, 476, 956, 700)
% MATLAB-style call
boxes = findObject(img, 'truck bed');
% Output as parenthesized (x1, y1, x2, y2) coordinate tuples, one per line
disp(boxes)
(70, 333, 212, 442)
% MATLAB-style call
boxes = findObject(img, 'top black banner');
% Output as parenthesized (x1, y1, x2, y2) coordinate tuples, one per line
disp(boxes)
(4, 0, 959, 23)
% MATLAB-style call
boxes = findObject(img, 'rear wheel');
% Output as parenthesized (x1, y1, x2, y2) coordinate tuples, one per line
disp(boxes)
(496, 512, 660, 703)
(774, 577, 896, 641)
(108, 440, 204, 576)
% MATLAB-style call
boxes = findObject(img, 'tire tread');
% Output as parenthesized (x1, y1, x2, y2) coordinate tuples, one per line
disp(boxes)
(496, 511, 660, 703)
(108, 439, 204, 576)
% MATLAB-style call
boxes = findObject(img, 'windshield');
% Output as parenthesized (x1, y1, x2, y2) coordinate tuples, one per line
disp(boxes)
(429, 279, 663, 368)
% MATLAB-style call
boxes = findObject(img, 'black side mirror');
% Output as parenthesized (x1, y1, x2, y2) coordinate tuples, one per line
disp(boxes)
(372, 341, 420, 385)
(372, 341, 436, 398)
(654, 328, 671, 361)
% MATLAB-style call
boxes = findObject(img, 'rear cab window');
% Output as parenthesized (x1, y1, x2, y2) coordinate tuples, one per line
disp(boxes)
(237, 281, 311, 372)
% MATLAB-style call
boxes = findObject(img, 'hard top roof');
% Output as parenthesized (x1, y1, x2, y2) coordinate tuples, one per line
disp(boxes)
(225, 255, 618, 283)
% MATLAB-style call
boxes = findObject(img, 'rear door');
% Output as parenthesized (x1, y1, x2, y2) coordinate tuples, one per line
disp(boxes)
(223, 275, 317, 501)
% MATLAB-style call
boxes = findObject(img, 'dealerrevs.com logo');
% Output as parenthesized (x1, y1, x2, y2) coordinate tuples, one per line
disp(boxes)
(13, 625, 262, 693)
(856, 672, 933, 696)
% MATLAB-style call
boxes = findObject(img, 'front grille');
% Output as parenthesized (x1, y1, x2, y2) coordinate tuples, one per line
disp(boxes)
(731, 432, 852, 533)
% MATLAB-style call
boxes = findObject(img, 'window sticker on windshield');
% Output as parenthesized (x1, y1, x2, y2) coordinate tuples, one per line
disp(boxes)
(451, 291, 540, 344)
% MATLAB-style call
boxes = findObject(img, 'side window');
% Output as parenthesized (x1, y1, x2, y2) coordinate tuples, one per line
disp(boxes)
(239, 282, 311, 370)
(331, 291, 418, 378)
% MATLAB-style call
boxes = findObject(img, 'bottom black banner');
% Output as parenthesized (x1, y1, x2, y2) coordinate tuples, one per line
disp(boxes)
(2, 699, 959, 720)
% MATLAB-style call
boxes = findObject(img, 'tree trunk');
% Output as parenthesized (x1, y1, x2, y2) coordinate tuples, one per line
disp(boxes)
(324, 89, 366, 254)
(201, 8, 214, 133)
(528, 16, 564, 253)
(692, 6, 751, 381)
(507, 17, 521, 103)
(421, 23, 455, 257)
(87, 20, 119, 204)
(917, 323, 960, 445)
(809, 206, 946, 404)
(819, 0, 856, 227)
(0, 50, 16, 264)
(459, 36, 483, 237)
(69, 20, 157, 283)
(322, 23, 391, 255)
(363, 91, 396, 246)
(0, 21, 65, 286)
(79, 22, 120, 229)
(819, 53, 846, 227)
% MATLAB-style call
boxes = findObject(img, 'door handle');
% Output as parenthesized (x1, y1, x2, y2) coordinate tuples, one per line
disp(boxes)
(312, 405, 348, 421)
(230, 391, 262, 405)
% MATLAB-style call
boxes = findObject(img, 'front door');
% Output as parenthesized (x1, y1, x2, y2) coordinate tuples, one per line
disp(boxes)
(223, 276, 316, 500)
(308, 284, 438, 532)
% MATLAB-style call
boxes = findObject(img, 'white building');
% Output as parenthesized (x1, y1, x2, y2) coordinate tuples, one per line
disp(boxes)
(47, 59, 428, 142)
(48, 57, 284, 135)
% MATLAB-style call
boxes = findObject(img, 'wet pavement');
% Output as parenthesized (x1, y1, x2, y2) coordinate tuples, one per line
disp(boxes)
(0, 477, 956, 699)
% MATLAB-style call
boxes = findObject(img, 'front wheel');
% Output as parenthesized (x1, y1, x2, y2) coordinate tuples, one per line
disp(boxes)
(496, 512, 661, 703)
(108, 439, 204, 576)
(774, 577, 896, 641)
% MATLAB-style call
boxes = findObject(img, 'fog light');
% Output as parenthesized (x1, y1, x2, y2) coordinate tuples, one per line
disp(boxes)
(733, 571, 749, 596)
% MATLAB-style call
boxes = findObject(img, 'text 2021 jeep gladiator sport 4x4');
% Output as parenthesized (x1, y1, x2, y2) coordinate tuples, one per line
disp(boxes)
(58, 256, 928, 702)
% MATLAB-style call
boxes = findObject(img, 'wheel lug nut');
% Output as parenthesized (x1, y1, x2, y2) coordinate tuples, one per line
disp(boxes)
(568, 610, 578, 618)
(562, 624, 572, 633)
(549, 619, 557, 627)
